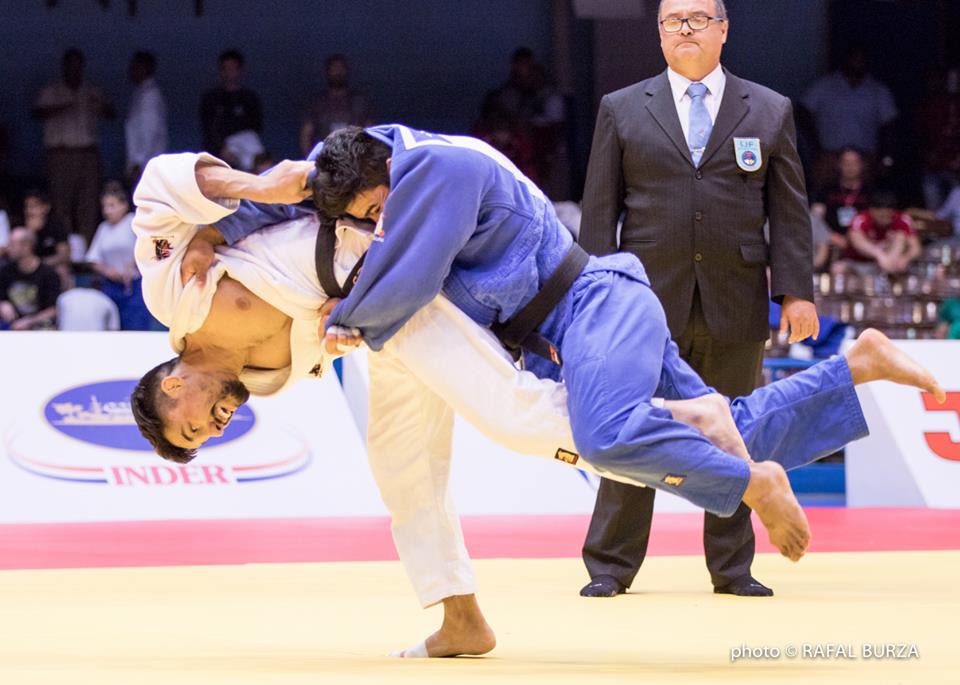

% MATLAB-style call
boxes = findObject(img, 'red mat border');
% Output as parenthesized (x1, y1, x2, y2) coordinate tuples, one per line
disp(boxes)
(1, 508, 958, 571)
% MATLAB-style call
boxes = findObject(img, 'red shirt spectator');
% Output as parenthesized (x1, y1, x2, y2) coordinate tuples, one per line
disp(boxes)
(845, 207, 920, 274)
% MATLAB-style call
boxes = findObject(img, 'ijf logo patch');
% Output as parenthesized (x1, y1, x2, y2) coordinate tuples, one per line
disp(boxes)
(152, 237, 174, 260)
(734, 138, 762, 172)
(662, 473, 686, 487)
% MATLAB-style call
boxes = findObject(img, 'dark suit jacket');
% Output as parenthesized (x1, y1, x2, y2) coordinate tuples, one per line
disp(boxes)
(580, 68, 814, 342)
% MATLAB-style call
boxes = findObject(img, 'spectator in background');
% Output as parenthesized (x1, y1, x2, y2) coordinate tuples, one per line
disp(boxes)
(252, 151, 276, 175)
(0, 200, 10, 262)
(478, 47, 568, 193)
(125, 51, 168, 186)
(916, 66, 960, 210)
(800, 43, 897, 189)
(32, 48, 114, 244)
(483, 47, 540, 128)
(929, 185, 960, 240)
(86, 181, 154, 330)
(0, 227, 60, 330)
(56, 267, 120, 331)
(810, 209, 832, 272)
(23, 189, 70, 284)
(837, 187, 921, 275)
(937, 298, 960, 340)
(472, 97, 538, 182)
(299, 54, 374, 156)
(200, 50, 263, 167)
(811, 147, 872, 252)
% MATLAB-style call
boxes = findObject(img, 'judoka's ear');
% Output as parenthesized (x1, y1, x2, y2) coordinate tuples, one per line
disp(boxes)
(159, 375, 184, 399)
(386, 157, 391, 173)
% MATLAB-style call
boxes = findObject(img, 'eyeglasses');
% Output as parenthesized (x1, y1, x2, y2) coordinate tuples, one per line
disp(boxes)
(659, 15, 725, 33)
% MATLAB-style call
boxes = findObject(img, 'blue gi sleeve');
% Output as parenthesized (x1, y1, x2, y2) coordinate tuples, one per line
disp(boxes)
(214, 201, 314, 245)
(327, 146, 487, 350)
(214, 143, 325, 246)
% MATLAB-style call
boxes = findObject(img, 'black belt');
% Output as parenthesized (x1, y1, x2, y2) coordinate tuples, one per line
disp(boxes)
(490, 243, 588, 366)
(315, 218, 366, 299)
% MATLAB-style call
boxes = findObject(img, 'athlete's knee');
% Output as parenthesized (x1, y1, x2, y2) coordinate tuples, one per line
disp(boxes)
(571, 422, 619, 464)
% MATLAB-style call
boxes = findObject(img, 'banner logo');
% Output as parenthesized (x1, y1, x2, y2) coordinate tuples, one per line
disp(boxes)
(922, 392, 960, 462)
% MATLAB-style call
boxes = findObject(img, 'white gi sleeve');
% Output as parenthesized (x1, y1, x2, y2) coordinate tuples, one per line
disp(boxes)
(131, 152, 239, 328)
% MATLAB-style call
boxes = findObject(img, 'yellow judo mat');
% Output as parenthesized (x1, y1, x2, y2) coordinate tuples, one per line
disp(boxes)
(0, 550, 955, 685)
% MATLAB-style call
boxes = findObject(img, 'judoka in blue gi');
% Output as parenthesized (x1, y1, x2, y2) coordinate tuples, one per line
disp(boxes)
(155, 139, 944, 657)
(312, 124, 946, 562)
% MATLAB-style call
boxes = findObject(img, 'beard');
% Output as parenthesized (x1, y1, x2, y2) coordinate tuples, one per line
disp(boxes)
(220, 378, 250, 405)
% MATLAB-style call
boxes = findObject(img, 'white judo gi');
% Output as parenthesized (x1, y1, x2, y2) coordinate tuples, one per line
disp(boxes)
(134, 152, 611, 607)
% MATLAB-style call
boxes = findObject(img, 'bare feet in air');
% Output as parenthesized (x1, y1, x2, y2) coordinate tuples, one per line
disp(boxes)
(846, 328, 946, 403)
(742, 461, 810, 562)
(390, 594, 496, 658)
(664, 393, 752, 461)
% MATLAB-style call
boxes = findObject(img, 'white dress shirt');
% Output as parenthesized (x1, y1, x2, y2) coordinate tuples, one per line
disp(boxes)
(667, 63, 726, 142)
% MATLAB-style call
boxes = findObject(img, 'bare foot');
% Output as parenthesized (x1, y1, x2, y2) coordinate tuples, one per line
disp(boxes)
(846, 329, 946, 403)
(665, 393, 752, 461)
(742, 462, 810, 562)
(391, 594, 496, 658)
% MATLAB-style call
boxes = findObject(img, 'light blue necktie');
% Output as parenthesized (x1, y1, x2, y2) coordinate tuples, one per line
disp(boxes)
(686, 82, 712, 166)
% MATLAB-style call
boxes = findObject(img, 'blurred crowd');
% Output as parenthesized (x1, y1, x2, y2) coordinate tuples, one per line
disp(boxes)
(0, 43, 958, 342)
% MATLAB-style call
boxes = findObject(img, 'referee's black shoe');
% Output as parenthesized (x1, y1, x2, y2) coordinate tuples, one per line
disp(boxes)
(579, 575, 626, 597)
(714, 575, 774, 597)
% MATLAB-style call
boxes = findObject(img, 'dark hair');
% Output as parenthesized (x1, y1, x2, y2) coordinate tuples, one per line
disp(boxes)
(130, 357, 197, 464)
(313, 127, 391, 220)
(63, 47, 84, 63)
(219, 49, 244, 67)
(24, 188, 50, 205)
(512, 47, 534, 63)
(101, 179, 129, 204)
(871, 185, 899, 210)
(325, 53, 348, 69)
(132, 50, 157, 76)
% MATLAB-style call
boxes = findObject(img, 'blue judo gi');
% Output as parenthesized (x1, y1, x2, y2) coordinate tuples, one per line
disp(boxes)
(220, 125, 869, 516)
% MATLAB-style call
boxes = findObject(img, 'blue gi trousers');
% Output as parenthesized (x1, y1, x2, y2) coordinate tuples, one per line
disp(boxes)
(559, 270, 867, 517)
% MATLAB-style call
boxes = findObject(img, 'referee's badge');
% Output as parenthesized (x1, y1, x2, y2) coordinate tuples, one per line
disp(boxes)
(734, 138, 762, 172)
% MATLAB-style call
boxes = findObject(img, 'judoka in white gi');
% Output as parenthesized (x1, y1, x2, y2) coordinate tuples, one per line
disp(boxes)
(130, 150, 944, 658)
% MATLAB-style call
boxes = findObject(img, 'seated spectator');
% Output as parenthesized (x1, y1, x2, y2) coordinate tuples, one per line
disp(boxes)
(0, 227, 60, 330)
(811, 147, 872, 251)
(299, 54, 374, 156)
(810, 208, 832, 272)
(928, 185, 960, 241)
(23, 188, 70, 284)
(85, 181, 155, 330)
(57, 268, 120, 331)
(836, 188, 921, 275)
